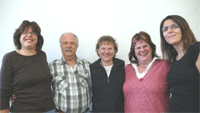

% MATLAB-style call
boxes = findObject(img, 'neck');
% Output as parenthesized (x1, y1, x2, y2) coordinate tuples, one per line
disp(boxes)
(138, 58, 153, 68)
(101, 60, 113, 66)
(173, 43, 186, 60)
(64, 55, 76, 68)
(17, 49, 37, 56)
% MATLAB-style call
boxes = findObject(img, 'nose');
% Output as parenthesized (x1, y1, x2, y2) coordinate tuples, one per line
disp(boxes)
(26, 32, 32, 36)
(105, 49, 109, 53)
(140, 47, 145, 51)
(27, 32, 32, 36)
(66, 43, 72, 48)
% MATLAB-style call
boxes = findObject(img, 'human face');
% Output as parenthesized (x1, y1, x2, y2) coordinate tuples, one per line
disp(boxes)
(162, 19, 183, 46)
(60, 34, 78, 58)
(134, 40, 153, 64)
(20, 27, 38, 50)
(97, 42, 115, 66)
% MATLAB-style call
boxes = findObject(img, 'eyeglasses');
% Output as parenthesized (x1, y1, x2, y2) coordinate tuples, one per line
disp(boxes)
(162, 24, 179, 32)
(22, 31, 37, 36)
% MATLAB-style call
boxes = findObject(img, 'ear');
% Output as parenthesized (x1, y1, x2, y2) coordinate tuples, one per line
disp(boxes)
(96, 49, 98, 53)
(96, 49, 100, 56)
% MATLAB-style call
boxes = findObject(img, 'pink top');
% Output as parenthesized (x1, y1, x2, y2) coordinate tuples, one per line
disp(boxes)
(123, 59, 170, 113)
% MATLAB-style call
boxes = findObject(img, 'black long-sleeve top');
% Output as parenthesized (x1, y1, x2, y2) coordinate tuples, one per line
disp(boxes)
(0, 51, 55, 112)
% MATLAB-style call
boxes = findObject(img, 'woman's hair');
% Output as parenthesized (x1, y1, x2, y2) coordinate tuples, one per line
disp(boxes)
(160, 15, 197, 62)
(13, 20, 44, 51)
(129, 31, 158, 63)
(96, 35, 118, 57)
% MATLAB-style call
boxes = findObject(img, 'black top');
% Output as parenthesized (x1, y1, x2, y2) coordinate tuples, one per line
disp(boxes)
(90, 58, 125, 112)
(0, 51, 55, 112)
(167, 42, 200, 112)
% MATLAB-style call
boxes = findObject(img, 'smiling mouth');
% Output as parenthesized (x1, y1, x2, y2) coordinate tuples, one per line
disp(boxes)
(168, 35, 175, 38)
(139, 52, 148, 56)
(25, 39, 33, 42)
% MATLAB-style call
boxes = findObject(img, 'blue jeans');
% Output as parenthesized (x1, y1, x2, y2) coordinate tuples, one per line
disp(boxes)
(10, 109, 56, 113)
(44, 109, 56, 113)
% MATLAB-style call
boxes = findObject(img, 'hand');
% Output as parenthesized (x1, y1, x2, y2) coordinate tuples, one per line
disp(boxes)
(10, 94, 16, 103)
(56, 109, 64, 113)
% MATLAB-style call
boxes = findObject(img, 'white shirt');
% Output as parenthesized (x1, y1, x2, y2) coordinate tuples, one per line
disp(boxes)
(103, 64, 113, 78)
(131, 57, 158, 79)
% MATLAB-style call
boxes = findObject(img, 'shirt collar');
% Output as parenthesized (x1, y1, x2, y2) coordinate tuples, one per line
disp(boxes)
(131, 57, 159, 65)
(60, 55, 82, 65)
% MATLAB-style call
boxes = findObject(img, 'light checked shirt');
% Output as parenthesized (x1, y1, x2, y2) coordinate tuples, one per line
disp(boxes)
(49, 56, 92, 113)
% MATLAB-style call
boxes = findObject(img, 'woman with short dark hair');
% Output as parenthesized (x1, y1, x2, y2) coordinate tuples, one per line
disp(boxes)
(0, 20, 55, 113)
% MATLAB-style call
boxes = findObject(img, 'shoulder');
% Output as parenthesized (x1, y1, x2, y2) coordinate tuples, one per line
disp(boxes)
(37, 50, 47, 59)
(2, 51, 17, 60)
(80, 58, 90, 64)
(114, 58, 125, 66)
(190, 42, 200, 48)
(155, 58, 168, 63)
(90, 59, 100, 68)
(1, 51, 17, 68)
(77, 57, 91, 66)
(186, 42, 200, 61)
(38, 50, 46, 55)
(125, 63, 133, 69)
(189, 42, 200, 52)
(48, 59, 62, 66)
(114, 58, 125, 63)
(154, 58, 171, 68)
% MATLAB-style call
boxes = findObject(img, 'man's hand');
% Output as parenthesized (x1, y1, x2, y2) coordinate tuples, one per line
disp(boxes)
(10, 94, 16, 103)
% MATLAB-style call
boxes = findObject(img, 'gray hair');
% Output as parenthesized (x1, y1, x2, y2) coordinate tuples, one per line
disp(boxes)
(59, 32, 79, 46)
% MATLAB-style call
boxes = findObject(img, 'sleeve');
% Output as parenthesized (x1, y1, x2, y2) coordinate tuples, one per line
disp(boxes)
(0, 53, 13, 110)
(124, 64, 131, 81)
(189, 42, 200, 62)
(88, 65, 92, 112)
(122, 61, 125, 83)
(48, 62, 56, 95)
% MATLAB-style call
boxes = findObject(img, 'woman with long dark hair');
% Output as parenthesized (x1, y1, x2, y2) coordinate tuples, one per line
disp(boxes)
(160, 15, 200, 112)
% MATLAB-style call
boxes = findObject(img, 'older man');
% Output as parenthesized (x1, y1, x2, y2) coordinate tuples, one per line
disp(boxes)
(49, 32, 92, 113)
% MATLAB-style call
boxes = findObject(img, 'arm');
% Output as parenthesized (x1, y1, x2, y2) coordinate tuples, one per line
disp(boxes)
(0, 53, 13, 111)
(88, 66, 92, 112)
(0, 109, 9, 113)
(195, 53, 200, 73)
(48, 62, 55, 92)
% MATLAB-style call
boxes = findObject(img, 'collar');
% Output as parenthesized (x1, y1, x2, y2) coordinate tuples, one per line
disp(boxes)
(92, 57, 124, 67)
(60, 55, 83, 65)
(131, 57, 159, 66)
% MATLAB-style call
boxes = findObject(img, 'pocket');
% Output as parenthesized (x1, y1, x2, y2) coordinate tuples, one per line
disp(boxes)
(54, 75, 69, 91)
(78, 76, 88, 88)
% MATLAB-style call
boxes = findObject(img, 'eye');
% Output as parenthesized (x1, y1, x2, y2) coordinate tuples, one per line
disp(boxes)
(171, 24, 179, 29)
(22, 31, 28, 34)
(108, 48, 113, 50)
(101, 47, 105, 50)
(31, 32, 37, 36)
(162, 26, 168, 32)
(135, 47, 140, 50)
(143, 45, 148, 48)
(70, 42, 75, 45)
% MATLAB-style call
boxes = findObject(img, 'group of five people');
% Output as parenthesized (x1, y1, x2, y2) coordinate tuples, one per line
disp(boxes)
(0, 15, 199, 113)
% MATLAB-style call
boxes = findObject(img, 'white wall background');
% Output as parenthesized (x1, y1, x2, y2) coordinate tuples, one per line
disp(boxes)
(0, 0, 199, 67)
